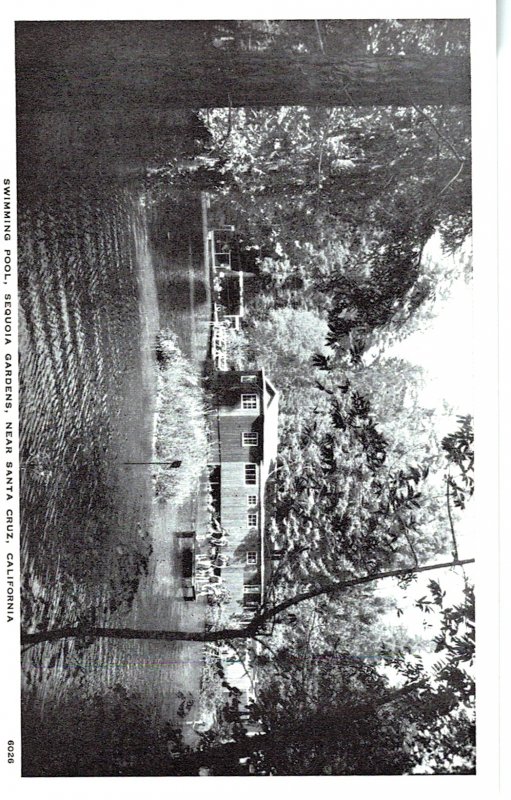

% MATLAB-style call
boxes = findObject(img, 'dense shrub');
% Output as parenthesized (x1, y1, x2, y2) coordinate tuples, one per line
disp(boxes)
(153, 332, 209, 503)
(22, 684, 182, 776)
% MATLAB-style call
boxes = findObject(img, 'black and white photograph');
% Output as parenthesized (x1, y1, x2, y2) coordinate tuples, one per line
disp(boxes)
(0, 1, 501, 784)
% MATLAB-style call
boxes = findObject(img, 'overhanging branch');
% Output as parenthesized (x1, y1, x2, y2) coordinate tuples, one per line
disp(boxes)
(21, 557, 474, 648)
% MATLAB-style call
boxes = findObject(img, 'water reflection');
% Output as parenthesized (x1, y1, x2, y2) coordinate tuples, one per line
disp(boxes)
(19, 171, 211, 754)
(19, 183, 156, 620)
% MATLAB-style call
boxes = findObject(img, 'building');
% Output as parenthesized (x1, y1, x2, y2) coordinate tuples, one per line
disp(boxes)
(208, 368, 279, 621)
(209, 225, 247, 332)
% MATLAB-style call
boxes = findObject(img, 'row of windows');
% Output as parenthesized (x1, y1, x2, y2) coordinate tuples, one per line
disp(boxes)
(225, 397, 260, 562)
(213, 465, 258, 488)
(244, 399, 258, 558)
(240, 393, 259, 457)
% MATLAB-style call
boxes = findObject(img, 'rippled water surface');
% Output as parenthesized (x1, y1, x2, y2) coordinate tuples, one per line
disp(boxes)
(19, 185, 155, 604)
(19, 168, 212, 762)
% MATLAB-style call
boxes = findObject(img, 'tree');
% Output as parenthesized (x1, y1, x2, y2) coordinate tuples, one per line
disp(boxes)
(242, 306, 330, 391)
(21, 557, 473, 648)
(21, 410, 474, 774)
(152, 577, 474, 775)
(203, 102, 470, 260)
(381, 579, 475, 774)
(269, 368, 460, 592)
(16, 21, 470, 112)
(200, 101, 470, 354)
(164, 574, 475, 775)
(191, 654, 420, 775)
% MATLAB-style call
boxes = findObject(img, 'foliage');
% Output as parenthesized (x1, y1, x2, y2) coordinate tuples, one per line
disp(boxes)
(250, 651, 415, 775)
(185, 567, 475, 775)
(153, 331, 209, 503)
(267, 365, 458, 596)
(442, 414, 474, 510)
(199, 33, 472, 353)
(242, 306, 330, 390)
(22, 684, 182, 776)
(382, 579, 475, 773)
(180, 19, 469, 60)
(202, 101, 470, 249)
(191, 586, 474, 774)
(20, 18, 474, 777)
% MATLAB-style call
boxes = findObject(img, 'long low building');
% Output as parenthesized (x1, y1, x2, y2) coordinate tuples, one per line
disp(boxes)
(208, 368, 279, 622)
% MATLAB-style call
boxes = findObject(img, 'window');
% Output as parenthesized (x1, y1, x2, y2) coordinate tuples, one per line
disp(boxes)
(241, 375, 256, 383)
(244, 464, 257, 485)
(247, 495, 257, 506)
(242, 394, 258, 410)
(247, 512, 258, 528)
(242, 432, 259, 447)
(243, 585, 261, 606)
(246, 551, 258, 566)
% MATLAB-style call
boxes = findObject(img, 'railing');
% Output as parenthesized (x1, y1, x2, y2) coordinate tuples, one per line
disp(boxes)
(211, 323, 228, 371)
(209, 227, 235, 271)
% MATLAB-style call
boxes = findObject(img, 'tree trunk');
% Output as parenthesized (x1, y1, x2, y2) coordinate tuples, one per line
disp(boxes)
(21, 557, 474, 647)
(16, 23, 470, 111)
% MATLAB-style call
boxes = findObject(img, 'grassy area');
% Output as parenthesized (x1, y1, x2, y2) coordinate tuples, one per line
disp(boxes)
(153, 330, 209, 503)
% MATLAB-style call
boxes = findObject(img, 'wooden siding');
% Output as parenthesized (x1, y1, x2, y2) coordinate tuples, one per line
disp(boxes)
(220, 462, 261, 570)
(218, 397, 261, 417)
(218, 414, 263, 462)
(208, 411, 221, 462)
(213, 371, 264, 415)
(205, 369, 272, 620)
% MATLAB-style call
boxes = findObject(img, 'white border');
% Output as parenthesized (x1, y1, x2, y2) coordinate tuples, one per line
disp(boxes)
(0, 2, 499, 798)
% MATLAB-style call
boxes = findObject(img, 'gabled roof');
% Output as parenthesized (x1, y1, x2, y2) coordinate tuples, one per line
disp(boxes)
(259, 368, 279, 593)
(260, 368, 279, 485)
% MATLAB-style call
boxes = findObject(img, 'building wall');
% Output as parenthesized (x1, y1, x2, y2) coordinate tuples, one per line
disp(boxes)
(218, 414, 263, 462)
(208, 371, 265, 618)
(213, 371, 264, 417)
(220, 464, 260, 569)
(208, 370, 264, 464)
(220, 461, 261, 616)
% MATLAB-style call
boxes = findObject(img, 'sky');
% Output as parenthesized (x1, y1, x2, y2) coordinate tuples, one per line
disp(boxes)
(373, 235, 475, 650)
(392, 281, 473, 416)
(386, 234, 474, 430)
(388, 235, 475, 559)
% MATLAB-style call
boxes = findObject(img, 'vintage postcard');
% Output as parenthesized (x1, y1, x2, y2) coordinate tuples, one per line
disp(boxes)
(0, 0, 501, 790)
